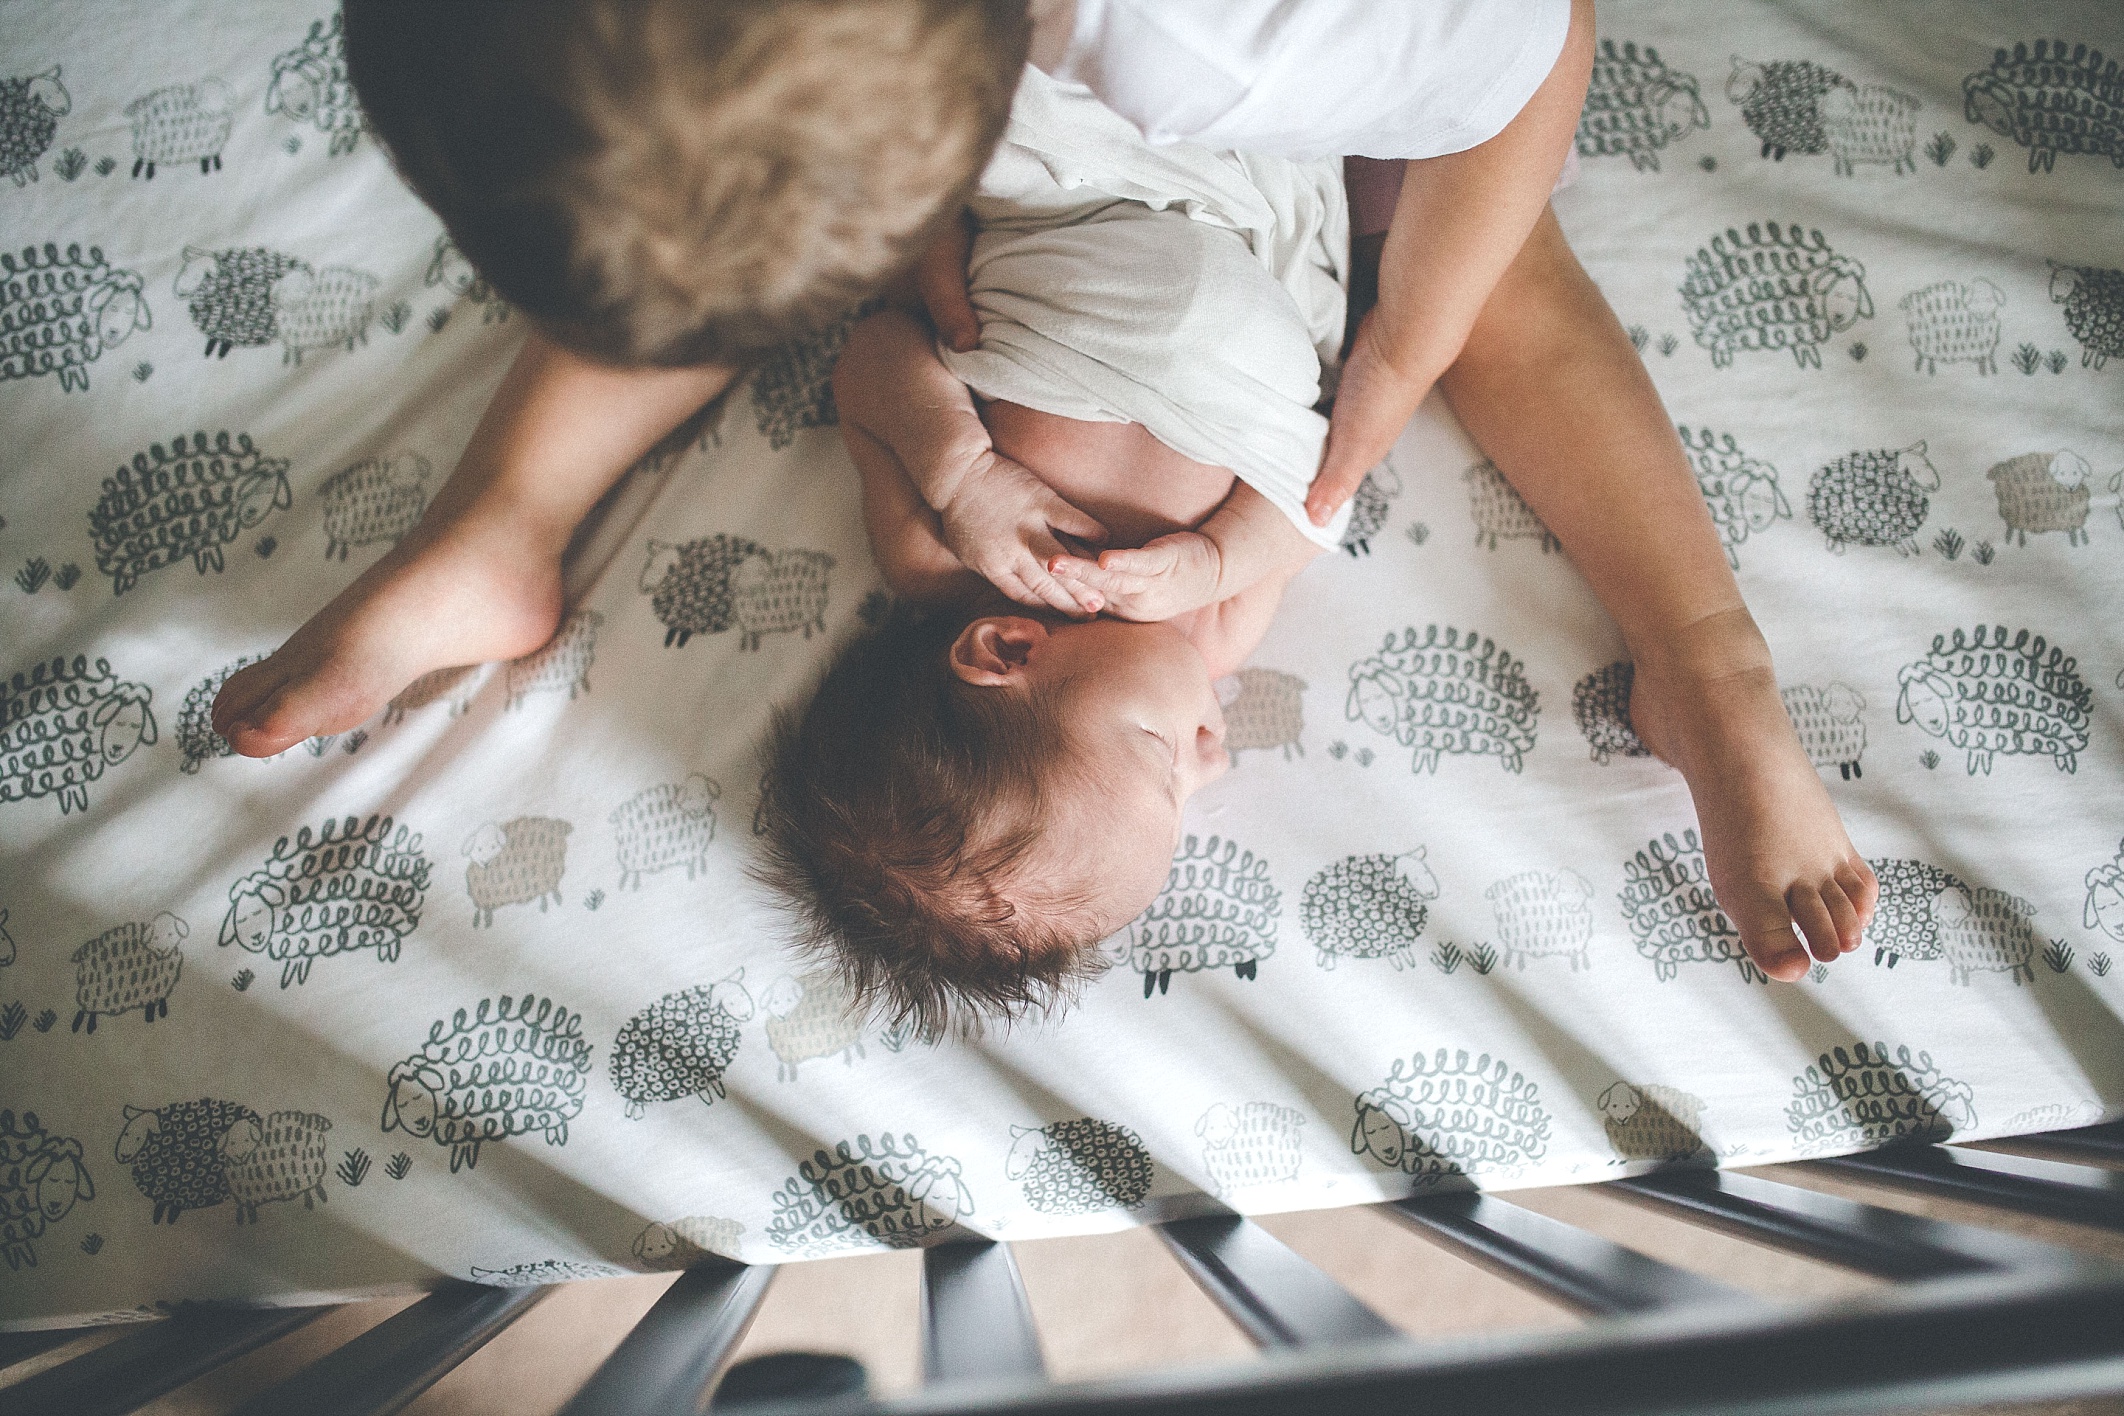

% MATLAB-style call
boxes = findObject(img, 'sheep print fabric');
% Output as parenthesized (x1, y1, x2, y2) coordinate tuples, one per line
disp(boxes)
(3, 0, 2122, 1324)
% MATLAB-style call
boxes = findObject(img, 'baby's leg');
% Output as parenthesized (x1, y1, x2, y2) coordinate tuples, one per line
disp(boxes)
(213, 332, 734, 757)
(1440, 209, 1875, 980)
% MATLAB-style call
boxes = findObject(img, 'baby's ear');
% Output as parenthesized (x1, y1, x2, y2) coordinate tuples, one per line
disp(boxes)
(949, 617, 1049, 685)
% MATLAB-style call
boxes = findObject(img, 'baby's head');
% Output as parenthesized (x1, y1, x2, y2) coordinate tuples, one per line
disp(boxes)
(756, 603, 1229, 1039)
(344, 0, 1027, 365)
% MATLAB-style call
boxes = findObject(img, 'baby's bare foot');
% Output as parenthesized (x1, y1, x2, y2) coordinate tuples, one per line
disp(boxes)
(1629, 615, 1878, 982)
(213, 523, 564, 758)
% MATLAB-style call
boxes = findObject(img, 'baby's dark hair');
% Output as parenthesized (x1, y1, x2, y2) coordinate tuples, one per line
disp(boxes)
(344, 0, 1028, 366)
(753, 607, 1107, 1041)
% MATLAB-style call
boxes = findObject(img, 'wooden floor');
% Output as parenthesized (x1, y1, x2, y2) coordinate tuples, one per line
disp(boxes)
(6, 1152, 2121, 1415)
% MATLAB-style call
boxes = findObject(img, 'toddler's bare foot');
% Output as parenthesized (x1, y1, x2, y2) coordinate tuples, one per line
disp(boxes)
(212, 520, 564, 758)
(1629, 611, 1878, 982)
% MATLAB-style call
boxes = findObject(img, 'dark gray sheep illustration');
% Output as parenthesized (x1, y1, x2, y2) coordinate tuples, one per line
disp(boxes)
(1, 67, 69, 185)
(1487, 869, 1596, 971)
(1, 654, 158, 815)
(634, 1215, 745, 1269)
(1464, 459, 1557, 552)
(505, 609, 603, 708)
(750, 313, 857, 450)
(1986, 450, 2094, 546)
(1680, 427, 1789, 568)
(1346, 624, 1540, 775)
(0, 242, 150, 392)
(116, 1097, 258, 1224)
(1300, 848, 1437, 971)
(267, 13, 365, 156)
(1196, 1102, 1305, 1195)
(1117, 834, 1281, 995)
(126, 80, 233, 177)
(1576, 41, 1708, 172)
(1900, 280, 2003, 375)
(731, 548, 835, 651)
(1620, 830, 1763, 983)
(1866, 857, 1966, 967)
(610, 773, 720, 889)
(176, 654, 264, 773)
(72, 912, 187, 1033)
(470, 1259, 626, 1287)
(320, 453, 430, 559)
(463, 817, 571, 926)
(1, 1110, 94, 1271)
(2087, 839, 2124, 947)
(1340, 462, 1402, 555)
(1681, 222, 1871, 369)
(91, 430, 293, 594)
(2047, 263, 2124, 370)
(1219, 668, 1305, 761)
(766, 1133, 972, 1253)
(1932, 884, 2037, 986)
(1963, 41, 2124, 173)
(1782, 683, 1866, 779)
(383, 663, 489, 724)
(1572, 660, 1650, 765)
(1353, 1049, 1552, 1184)
(1726, 57, 1851, 160)
(1806, 442, 1939, 556)
(1894, 625, 2090, 775)
(761, 971, 865, 1080)
(1598, 1082, 1712, 1162)
(174, 246, 301, 357)
(1819, 83, 1921, 176)
(425, 236, 509, 322)
(0, 907, 12, 967)
(220, 814, 433, 987)
(640, 534, 766, 646)
(219, 1111, 332, 1223)
(1008, 1118, 1154, 1213)
(610, 973, 754, 1118)
(382, 994, 591, 1173)
(1785, 1041, 1976, 1152)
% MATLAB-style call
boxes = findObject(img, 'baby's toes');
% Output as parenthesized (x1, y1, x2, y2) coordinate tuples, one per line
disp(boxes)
(1785, 882, 1850, 965)
(1735, 897, 1812, 982)
(1836, 858, 1880, 940)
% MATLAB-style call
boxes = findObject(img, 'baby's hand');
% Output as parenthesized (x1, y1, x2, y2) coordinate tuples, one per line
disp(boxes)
(1050, 533, 1224, 622)
(936, 453, 1109, 617)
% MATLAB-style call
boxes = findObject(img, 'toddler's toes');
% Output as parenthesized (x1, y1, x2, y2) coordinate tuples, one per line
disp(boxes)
(1737, 901, 1812, 982)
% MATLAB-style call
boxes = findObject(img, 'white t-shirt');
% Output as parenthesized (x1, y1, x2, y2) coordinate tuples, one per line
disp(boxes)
(1044, 0, 1574, 161)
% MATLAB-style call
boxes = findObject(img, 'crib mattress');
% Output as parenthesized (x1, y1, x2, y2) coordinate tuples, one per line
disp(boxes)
(3, 0, 2121, 1325)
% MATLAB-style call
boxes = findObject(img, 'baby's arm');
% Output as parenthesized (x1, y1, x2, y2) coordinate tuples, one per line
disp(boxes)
(1048, 480, 1320, 624)
(834, 309, 1104, 615)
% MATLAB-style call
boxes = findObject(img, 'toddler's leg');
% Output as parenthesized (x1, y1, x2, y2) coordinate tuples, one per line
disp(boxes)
(1440, 209, 1876, 981)
(213, 332, 734, 757)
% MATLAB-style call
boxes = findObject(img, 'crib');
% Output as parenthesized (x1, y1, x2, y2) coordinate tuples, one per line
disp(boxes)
(5, 1122, 2122, 1414)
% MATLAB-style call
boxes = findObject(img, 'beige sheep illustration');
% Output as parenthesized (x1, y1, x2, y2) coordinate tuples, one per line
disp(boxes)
(761, 971, 866, 1080)
(218, 1111, 331, 1223)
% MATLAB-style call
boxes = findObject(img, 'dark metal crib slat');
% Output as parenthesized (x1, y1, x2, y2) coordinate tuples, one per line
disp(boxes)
(923, 1242, 1045, 1384)
(1385, 1191, 1751, 1316)
(560, 1261, 776, 1416)
(223, 1282, 546, 1416)
(1818, 1145, 2124, 1234)
(2, 1304, 328, 1416)
(1155, 1215, 1399, 1349)
(1607, 1168, 2077, 1279)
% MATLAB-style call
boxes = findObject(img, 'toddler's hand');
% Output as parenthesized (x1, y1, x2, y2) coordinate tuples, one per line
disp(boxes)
(936, 452, 1109, 616)
(1050, 533, 1224, 622)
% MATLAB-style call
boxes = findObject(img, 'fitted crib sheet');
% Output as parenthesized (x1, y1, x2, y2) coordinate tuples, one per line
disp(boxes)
(4, 0, 2122, 1326)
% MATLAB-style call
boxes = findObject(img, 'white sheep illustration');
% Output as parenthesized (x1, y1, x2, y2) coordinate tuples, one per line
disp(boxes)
(1, 1110, 95, 1271)
(1117, 834, 1282, 995)
(71, 912, 187, 1034)
(125, 80, 234, 178)
(217, 1111, 332, 1223)
(1353, 1051, 1552, 1183)
(1899, 279, 2003, 375)
(610, 774, 720, 889)
(505, 609, 603, 709)
(0, 242, 150, 393)
(220, 815, 432, 987)
(1819, 83, 1920, 176)
(1895, 625, 2090, 775)
(732, 549, 835, 651)
(1576, 41, 1708, 172)
(320, 453, 431, 560)
(1, 68, 70, 185)
(463, 818, 572, 926)
(1680, 427, 1789, 569)
(1786, 1042, 1976, 1151)
(1486, 869, 1596, 971)
(1931, 885, 2037, 986)
(1781, 683, 1867, 779)
(267, 13, 364, 155)
(1682, 222, 1872, 369)
(1196, 1103, 1305, 1196)
(2087, 841, 2124, 946)
(272, 263, 379, 364)
(1, 654, 158, 815)
(761, 971, 866, 1080)
(425, 235, 509, 321)
(766, 1135, 972, 1252)
(382, 995, 590, 1172)
(383, 663, 490, 724)
(1340, 463, 1402, 555)
(633, 1215, 745, 1269)
(1986, 451, 2093, 546)
(1464, 459, 1558, 552)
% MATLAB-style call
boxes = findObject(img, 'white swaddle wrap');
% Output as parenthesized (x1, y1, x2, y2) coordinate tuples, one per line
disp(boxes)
(942, 68, 1352, 549)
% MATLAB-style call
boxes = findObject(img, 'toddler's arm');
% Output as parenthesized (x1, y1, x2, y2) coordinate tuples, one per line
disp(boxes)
(834, 309, 1105, 615)
(1048, 480, 1320, 624)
